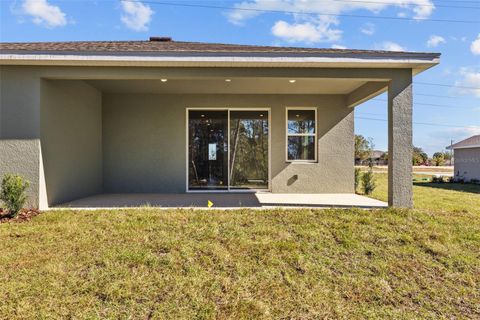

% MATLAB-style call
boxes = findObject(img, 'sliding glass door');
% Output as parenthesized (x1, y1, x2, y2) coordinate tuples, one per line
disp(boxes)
(188, 109, 269, 191)
(229, 111, 269, 189)
(188, 110, 228, 190)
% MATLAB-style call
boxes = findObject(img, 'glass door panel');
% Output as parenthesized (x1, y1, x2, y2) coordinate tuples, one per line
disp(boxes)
(188, 110, 228, 190)
(229, 111, 269, 189)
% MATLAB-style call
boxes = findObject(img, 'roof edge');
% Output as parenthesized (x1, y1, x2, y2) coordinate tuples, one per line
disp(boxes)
(0, 49, 441, 60)
(0, 53, 440, 71)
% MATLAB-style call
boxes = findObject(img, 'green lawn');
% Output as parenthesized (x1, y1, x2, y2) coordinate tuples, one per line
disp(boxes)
(1, 177, 479, 319)
(366, 173, 480, 214)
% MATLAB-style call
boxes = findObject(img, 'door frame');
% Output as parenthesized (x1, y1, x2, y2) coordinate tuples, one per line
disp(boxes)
(185, 107, 271, 193)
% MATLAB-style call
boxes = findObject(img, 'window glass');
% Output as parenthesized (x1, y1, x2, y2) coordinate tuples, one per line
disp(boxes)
(286, 108, 316, 161)
(288, 109, 316, 134)
(229, 111, 269, 189)
(287, 136, 315, 161)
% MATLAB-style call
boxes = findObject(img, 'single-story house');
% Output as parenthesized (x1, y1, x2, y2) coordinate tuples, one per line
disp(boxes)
(448, 135, 480, 182)
(0, 38, 440, 209)
(355, 150, 387, 166)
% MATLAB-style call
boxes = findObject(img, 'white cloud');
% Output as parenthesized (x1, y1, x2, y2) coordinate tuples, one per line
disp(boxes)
(376, 41, 406, 52)
(271, 17, 342, 43)
(21, 0, 67, 28)
(450, 36, 468, 42)
(455, 67, 480, 97)
(471, 34, 480, 56)
(229, 0, 435, 23)
(120, 0, 153, 31)
(360, 23, 375, 36)
(332, 44, 347, 49)
(228, 0, 434, 44)
(426, 35, 446, 48)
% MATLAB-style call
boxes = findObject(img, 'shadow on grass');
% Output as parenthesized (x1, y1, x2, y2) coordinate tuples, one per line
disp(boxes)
(413, 182, 480, 194)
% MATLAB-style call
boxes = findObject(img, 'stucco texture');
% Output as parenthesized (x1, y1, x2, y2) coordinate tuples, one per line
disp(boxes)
(41, 80, 103, 205)
(454, 148, 480, 181)
(0, 66, 41, 208)
(1, 65, 415, 207)
(0, 139, 40, 208)
(102, 94, 354, 194)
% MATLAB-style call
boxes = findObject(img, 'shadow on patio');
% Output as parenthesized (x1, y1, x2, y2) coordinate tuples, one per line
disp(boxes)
(55, 193, 387, 209)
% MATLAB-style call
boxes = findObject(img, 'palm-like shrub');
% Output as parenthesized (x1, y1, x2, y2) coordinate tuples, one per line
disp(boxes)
(0, 174, 30, 218)
(354, 168, 361, 193)
(361, 170, 376, 195)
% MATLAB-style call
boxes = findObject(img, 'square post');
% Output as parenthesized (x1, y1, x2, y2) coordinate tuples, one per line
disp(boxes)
(388, 70, 413, 208)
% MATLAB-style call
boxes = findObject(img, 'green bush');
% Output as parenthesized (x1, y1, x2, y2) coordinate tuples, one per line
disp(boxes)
(0, 174, 30, 218)
(431, 176, 445, 183)
(361, 170, 376, 195)
(354, 168, 361, 193)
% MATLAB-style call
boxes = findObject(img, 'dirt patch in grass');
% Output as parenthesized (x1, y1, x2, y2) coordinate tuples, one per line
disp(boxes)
(0, 208, 42, 223)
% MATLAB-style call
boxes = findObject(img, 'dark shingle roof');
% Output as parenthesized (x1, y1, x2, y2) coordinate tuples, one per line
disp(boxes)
(449, 135, 480, 149)
(0, 40, 440, 58)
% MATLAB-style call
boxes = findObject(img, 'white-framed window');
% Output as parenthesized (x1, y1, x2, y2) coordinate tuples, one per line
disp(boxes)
(286, 107, 317, 162)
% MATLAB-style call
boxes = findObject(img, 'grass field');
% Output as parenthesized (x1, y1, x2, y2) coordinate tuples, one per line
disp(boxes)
(365, 166, 454, 174)
(365, 173, 480, 214)
(0, 175, 479, 319)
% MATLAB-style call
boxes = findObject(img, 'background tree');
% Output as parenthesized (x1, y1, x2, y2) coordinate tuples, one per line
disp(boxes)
(443, 151, 453, 165)
(413, 147, 428, 165)
(355, 135, 373, 165)
(432, 152, 446, 166)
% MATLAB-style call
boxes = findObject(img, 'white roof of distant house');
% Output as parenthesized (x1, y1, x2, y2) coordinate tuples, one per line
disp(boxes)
(448, 135, 480, 150)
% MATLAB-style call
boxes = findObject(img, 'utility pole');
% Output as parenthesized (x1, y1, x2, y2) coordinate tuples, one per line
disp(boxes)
(450, 139, 454, 166)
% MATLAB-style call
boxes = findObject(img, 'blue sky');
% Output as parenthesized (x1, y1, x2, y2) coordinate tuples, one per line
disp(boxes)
(1, 0, 479, 155)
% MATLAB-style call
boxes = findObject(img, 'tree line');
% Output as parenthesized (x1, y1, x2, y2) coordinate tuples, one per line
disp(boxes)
(355, 135, 452, 166)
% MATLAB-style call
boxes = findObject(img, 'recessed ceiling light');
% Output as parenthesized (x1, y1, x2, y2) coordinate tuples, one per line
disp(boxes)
(296, 114, 300, 118)
(161, 79, 168, 82)
(201, 114, 205, 117)
(225, 79, 232, 82)
(289, 79, 296, 83)
(260, 114, 264, 117)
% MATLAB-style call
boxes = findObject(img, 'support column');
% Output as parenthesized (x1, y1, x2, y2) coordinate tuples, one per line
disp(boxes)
(388, 70, 413, 208)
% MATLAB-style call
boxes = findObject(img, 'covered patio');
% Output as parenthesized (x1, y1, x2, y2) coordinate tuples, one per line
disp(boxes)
(0, 40, 440, 209)
(57, 193, 387, 209)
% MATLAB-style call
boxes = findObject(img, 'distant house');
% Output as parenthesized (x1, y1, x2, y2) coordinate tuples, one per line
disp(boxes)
(355, 150, 387, 166)
(447, 135, 480, 182)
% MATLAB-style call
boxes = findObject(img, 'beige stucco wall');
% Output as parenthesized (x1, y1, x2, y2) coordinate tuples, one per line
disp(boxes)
(1, 65, 416, 207)
(454, 148, 480, 182)
(40, 80, 103, 205)
(0, 66, 41, 208)
(103, 94, 354, 194)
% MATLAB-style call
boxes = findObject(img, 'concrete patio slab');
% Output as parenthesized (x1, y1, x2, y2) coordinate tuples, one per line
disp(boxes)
(55, 193, 387, 210)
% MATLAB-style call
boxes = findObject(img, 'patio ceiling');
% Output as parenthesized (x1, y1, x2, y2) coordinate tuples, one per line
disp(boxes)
(87, 78, 373, 95)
